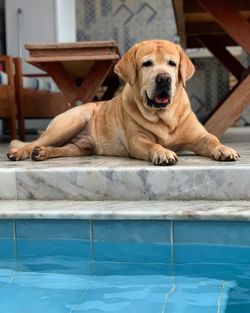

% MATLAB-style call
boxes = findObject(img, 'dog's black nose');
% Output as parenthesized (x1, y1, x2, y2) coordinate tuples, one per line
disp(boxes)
(155, 73, 171, 88)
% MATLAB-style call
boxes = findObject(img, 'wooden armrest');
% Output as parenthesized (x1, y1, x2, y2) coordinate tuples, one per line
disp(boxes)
(0, 55, 15, 86)
(23, 73, 49, 78)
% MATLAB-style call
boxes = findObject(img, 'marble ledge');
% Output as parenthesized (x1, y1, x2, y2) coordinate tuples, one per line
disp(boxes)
(0, 200, 250, 221)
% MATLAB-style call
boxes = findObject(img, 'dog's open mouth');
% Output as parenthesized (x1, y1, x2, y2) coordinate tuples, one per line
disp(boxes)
(146, 91, 170, 109)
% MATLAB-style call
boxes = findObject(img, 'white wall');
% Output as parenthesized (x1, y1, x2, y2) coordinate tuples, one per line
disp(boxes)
(55, 0, 76, 43)
(5, 0, 76, 73)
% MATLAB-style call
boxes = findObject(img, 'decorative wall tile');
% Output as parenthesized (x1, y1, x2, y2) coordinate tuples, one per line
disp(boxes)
(76, 0, 177, 54)
(187, 58, 229, 123)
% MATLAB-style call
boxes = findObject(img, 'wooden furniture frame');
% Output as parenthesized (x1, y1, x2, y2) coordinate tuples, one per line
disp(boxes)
(25, 41, 120, 107)
(0, 55, 17, 139)
(172, 0, 250, 136)
(14, 58, 69, 140)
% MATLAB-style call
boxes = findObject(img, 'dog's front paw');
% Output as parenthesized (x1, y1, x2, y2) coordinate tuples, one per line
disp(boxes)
(7, 147, 31, 161)
(211, 144, 240, 161)
(152, 148, 178, 166)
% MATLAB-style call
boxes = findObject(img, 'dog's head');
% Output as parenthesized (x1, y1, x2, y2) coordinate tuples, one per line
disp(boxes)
(115, 40, 195, 110)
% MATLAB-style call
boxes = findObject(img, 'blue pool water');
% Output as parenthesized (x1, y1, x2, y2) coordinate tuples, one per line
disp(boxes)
(1, 220, 250, 312)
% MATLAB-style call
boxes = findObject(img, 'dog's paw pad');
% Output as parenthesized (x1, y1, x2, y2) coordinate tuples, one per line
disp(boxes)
(7, 152, 17, 161)
(152, 149, 178, 166)
(31, 146, 48, 161)
(212, 145, 240, 162)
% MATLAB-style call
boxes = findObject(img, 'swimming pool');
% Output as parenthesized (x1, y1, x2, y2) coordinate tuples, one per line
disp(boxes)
(0, 219, 250, 313)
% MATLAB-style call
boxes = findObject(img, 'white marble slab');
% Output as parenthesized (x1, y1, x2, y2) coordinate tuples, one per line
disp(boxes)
(12, 165, 250, 201)
(0, 200, 250, 221)
(0, 128, 249, 201)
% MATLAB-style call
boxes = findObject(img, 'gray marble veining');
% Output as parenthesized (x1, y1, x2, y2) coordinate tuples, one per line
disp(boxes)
(14, 165, 250, 201)
(0, 200, 249, 221)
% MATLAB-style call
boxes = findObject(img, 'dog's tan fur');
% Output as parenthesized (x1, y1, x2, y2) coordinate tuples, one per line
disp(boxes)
(7, 40, 239, 164)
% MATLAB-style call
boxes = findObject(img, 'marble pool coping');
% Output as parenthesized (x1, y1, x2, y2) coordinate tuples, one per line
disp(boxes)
(0, 200, 250, 221)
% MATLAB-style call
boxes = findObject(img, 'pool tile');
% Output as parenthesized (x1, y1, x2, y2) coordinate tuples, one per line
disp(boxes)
(0, 221, 15, 261)
(164, 276, 234, 313)
(0, 271, 93, 313)
(174, 221, 250, 246)
(94, 241, 171, 263)
(69, 275, 172, 313)
(94, 261, 172, 276)
(175, 244, 250, 264)
(16, 239, 92, 273)
(16, 219, 90, 239)
(0, 220, 14, 238)
(93, 220, 171, 263)
(93, 220, 171, 243)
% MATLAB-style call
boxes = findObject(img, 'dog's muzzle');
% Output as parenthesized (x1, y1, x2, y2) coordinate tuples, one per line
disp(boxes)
(145, 73, 172, 109)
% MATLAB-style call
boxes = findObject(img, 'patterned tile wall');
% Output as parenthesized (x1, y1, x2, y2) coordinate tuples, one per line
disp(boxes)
(187, 57, 229, 123)
(76, 0, 177, 53)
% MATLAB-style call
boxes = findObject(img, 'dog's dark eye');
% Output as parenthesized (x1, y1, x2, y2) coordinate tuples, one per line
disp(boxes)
(142, 60, 153, 67)
(168, 60, 176, 67)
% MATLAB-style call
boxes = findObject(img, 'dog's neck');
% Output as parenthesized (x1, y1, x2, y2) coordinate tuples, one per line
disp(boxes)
(121, 83, 190, 132)
(122, 84, 160, 123)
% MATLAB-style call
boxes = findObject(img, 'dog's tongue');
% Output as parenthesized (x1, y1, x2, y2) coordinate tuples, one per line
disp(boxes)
(155, 96, 169, 104)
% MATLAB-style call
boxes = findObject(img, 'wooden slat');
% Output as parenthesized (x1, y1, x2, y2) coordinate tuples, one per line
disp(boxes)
(184, 0, 250, 13)
(27, 55, 120, 65)
(186, 21, 225, 36)
(187, 34, 237, 48)
(197, 35, 246, 80)
(198, 0, 250, 53)
(28, 48, 118, 58)
(25, 40, 119, 50)
(77, 60, 114, 104)
(22, 90, 69, 118)
(172, 0, 186, 47)
(204, 74, 250, 137)
(42, 62, 79, 106)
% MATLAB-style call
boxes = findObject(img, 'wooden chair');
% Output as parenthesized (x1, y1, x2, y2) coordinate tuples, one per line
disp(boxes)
(14, 58, 69, 140)
(0, 55, 17, 139)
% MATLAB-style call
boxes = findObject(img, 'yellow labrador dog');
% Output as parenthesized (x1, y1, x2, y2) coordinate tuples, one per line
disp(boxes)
(7, 39, 240, 165)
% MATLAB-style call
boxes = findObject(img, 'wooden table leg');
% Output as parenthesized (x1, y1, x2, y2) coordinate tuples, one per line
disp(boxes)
(76, 60, 114, 104)
(204, 74, 250, 137)
(42, 62, 79, 106)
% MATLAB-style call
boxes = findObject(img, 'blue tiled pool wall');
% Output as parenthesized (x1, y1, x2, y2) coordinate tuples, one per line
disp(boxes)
(1, 219, 250, 274)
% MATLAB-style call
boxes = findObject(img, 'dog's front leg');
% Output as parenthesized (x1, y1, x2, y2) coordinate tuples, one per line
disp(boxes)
(187, 132, 240, 161)
(129, 133, 178, 165)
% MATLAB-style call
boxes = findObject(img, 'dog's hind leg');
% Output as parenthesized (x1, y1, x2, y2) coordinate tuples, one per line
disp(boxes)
(31, 142, 92, 161)
(7, 104, 96, 161)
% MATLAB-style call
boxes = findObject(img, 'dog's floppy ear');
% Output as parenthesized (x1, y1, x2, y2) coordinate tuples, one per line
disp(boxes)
(176, 44, 195, 87)
(114, 44, 138, 86)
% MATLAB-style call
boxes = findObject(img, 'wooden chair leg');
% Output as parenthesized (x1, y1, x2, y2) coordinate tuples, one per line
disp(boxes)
(9, 117, 17, 140)
(14, 58, 26, 141)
